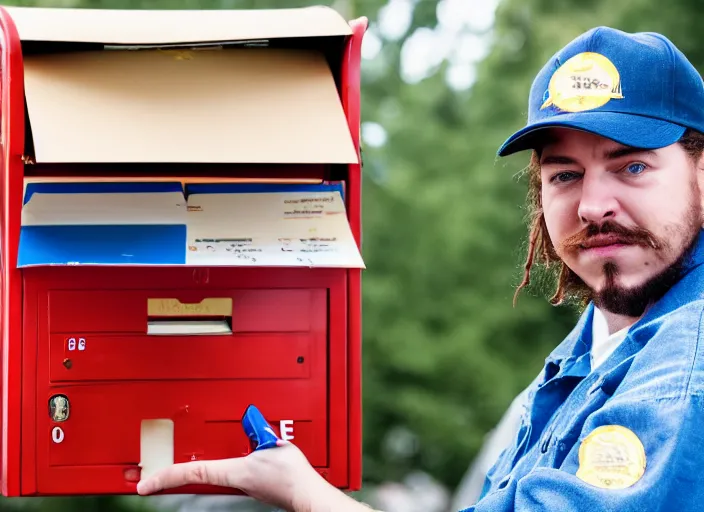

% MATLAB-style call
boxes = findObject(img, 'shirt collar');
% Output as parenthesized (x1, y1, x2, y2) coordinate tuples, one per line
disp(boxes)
(540, 302, 594, 382)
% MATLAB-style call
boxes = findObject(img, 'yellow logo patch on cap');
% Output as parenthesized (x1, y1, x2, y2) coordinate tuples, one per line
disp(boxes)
(541, 52, 624, 112)
(576, 425, 646, 489)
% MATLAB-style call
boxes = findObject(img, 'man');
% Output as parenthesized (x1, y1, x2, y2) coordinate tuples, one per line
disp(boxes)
(136, 26, 704, 511)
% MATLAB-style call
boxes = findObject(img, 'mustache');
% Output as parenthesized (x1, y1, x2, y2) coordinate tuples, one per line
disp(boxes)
(559, 221, 662, 252)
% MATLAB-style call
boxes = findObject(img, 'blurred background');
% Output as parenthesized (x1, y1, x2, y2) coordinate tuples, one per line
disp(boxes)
(2, 0, 701, 510)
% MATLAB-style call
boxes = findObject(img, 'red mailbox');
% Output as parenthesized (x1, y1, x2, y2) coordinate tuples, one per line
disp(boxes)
(0, 6, 367, 497)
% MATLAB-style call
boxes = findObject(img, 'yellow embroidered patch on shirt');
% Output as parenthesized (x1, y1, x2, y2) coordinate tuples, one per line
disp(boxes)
(540, 52, 624, 112)
(576, 425, 646, 489)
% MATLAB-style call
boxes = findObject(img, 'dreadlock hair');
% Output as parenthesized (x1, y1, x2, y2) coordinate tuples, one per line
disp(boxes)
(513, 128, 704, 308)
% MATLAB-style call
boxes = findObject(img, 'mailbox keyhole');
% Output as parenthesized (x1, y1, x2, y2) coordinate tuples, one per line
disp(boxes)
(297, 356, 305, 364)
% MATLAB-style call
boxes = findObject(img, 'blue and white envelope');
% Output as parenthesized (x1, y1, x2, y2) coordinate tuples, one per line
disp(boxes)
(17, 181, 365, 269)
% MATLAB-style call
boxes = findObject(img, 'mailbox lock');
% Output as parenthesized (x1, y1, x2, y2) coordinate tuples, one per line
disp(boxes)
(49, 394, 70, 422)
(297, 356, 305, 364)
(63, 358, 72, 370)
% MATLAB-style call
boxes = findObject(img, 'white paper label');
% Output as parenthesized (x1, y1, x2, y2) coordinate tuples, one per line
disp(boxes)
(139, 419, 174, 481)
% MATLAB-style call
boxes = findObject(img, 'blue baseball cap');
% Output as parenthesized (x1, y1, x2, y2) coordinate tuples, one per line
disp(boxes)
(497, 27, 704, 157)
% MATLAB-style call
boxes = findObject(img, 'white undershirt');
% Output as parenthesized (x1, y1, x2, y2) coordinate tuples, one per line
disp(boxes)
(591, 307, 629, 370)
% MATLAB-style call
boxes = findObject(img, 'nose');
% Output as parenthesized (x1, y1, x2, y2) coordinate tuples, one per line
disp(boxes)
(577, 172, 618, 224)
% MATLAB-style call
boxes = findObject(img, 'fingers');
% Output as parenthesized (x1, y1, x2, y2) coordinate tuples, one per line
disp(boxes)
(137, 457, 247, 495)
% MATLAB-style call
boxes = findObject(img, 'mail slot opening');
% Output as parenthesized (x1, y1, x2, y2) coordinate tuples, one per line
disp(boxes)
(147, 298, 233, 336)
(147, 318, 233, 336)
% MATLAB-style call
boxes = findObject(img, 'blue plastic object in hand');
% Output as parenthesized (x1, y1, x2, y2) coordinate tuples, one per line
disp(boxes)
(241, 404, 280, 451)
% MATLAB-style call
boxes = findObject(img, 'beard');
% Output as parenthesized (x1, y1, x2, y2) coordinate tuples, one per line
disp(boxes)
(595, 233, 698, 317)
(558, 199, 703, 318)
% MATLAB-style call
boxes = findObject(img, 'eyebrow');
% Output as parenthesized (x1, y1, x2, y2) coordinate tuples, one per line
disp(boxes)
(602, 146, 658, 160)
(540, 147, 658, 167)
(540, 155, 578, 166)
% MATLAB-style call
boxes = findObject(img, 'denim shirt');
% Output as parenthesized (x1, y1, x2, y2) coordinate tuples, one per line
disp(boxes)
(461, 230, 704, 511)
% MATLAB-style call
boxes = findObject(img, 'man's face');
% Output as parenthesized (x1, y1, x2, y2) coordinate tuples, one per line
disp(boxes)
(539, 128, 704, 316)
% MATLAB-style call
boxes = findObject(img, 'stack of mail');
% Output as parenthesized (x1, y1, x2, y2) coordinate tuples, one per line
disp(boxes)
(18, 182, 365, 269)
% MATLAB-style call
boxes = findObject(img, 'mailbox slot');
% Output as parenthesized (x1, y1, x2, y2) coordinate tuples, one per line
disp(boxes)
(146, 298, 235, 334)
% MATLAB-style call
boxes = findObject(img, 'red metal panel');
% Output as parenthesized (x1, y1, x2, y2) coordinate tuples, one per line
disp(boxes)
(35, 380, 329, 493)
(37, 381, 327, 469)
(323, 266, 348, 486)
(20, 276, 39, 495)
(26, 266, 341, 291)
(0, 6, 26, 497)
(49, 333, 314, 382)
(25, 266, 347, 494)
(341, 17, 367, 492)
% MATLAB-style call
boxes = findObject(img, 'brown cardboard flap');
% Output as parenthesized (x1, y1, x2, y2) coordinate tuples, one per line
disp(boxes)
(4, 6, 352, 45)
(23, 48, 359, 164)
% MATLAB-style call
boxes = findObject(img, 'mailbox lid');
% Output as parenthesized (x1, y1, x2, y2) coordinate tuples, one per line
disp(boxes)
(21, 46, 359, 164)
(4, 6, 352, 45)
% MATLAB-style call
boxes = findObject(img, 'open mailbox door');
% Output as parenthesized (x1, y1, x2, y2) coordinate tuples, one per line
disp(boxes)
(22, 44, 358, 164)
(0, 5, 367, 497)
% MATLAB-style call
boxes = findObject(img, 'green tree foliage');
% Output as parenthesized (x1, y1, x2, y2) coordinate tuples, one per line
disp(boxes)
(1, 0, 704, 510)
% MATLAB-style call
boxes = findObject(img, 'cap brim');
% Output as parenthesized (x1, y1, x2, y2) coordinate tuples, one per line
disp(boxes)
(497, 111, 687, 157)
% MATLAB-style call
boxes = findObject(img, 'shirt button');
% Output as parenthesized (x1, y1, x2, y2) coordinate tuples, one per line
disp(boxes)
(589, 378, 605, 394)
(540, 433, 552, 453)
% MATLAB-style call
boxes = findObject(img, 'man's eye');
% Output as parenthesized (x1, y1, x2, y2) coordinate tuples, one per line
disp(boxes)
(551, 171, 578, 183)
(625, 162, 647, 175)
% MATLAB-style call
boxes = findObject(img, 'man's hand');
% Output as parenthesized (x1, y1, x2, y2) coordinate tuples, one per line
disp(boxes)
(136, 440, 373, 512)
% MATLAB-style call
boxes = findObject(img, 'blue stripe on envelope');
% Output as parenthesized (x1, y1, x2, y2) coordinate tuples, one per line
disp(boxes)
(17, 225, 186, 267)
(24, 182, 184, 204)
